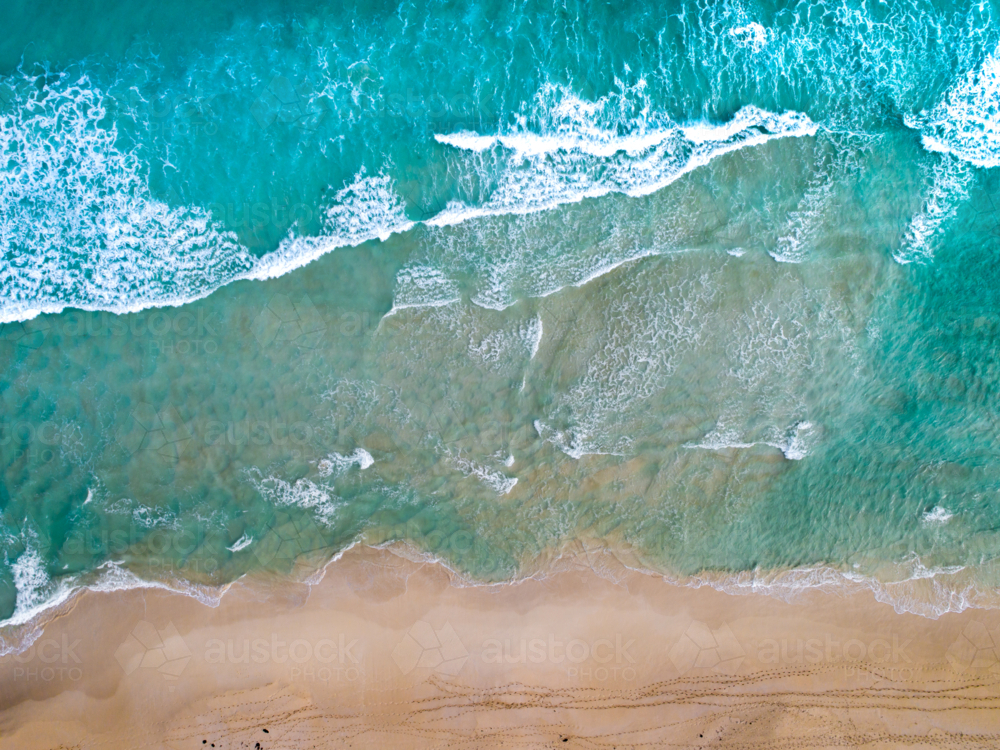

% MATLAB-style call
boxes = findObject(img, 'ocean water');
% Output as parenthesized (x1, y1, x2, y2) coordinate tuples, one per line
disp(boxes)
(4, 0, 1000, 631)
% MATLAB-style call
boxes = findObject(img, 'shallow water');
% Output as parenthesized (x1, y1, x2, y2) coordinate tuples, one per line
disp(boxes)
(4, 0, 1000, 623)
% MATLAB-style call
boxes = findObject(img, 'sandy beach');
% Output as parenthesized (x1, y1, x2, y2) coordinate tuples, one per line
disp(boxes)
(1, 545, 999, 749)
(7, 0, 1000, 745)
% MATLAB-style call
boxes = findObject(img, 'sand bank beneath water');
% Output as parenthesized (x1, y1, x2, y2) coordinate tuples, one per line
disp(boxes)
(2, 544, 1000, 748)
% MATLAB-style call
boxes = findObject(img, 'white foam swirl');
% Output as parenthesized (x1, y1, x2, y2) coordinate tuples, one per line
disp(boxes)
(0, 72, 255, 324)
(1, 78, 816, 325)
(433, 84, 817, 219)
(894, 154, 972, 264)
(913, 45, 1000, 167)
(250, 170, 414, 281)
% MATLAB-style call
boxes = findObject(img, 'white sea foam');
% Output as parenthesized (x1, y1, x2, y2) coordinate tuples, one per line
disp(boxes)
(436, 127, 676, 159)
(527, 315, 543, 360)
(462, 311, 545, 374)
(249, 169, 415, 281)
(772, 159, 837, 263)
(448, 451, 519, 495)
(433, 84, 817, 219)
(227, 533, 254, 552)
(434, 132, 499, 152)
(537, 264, 718, 458)
(533, 419, 623, 460)
(0, 536, 993, 658)
(728, 22, 769, 53)
(382, 93, 815, 315)
(894, 154, 972, 264)
(685, 419, 757, 453)
(10, 543, 55, 622)
(380, 539, 1000, 621)
(102, 498, 181, 530)
(1, 74, 816, 325)
(687, 435, 755, 452)
(247, 469, 343, 526)
(684, 555, 982, 619)
(911, 44, 1000, 168)
(89, 560, 226, 608)
(0, 73, 415, 323)
(923, 506, 954, 525)
(567, 249, 660, 294)
(317, 448, 375, 477)
(0, 71, 255, 325)
(5, 561, 229, 654)
(685, 420, 816, 460)
(682, 105, 794, 145)
(0, 563, 77, 656)
(781, 421, 816, 460)
(385, 266, 462, 316)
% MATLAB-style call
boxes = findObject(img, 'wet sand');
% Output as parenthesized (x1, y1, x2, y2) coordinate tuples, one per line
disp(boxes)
(2, 544, 1000, 748)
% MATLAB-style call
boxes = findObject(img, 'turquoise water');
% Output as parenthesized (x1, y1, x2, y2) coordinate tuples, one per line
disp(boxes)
(4, 0, 1000, 625)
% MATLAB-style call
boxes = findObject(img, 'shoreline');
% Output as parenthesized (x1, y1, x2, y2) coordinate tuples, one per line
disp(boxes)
(3, 544, 1000, 747)
(3, 538, 1000, 660)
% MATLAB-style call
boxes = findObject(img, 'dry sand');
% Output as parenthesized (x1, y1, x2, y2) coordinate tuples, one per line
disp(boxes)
(2, 544, 1000, 749)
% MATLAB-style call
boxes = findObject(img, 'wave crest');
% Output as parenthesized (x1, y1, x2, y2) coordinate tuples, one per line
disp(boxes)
(0, 71, 255, 324)
(433, 83, 817, 218)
